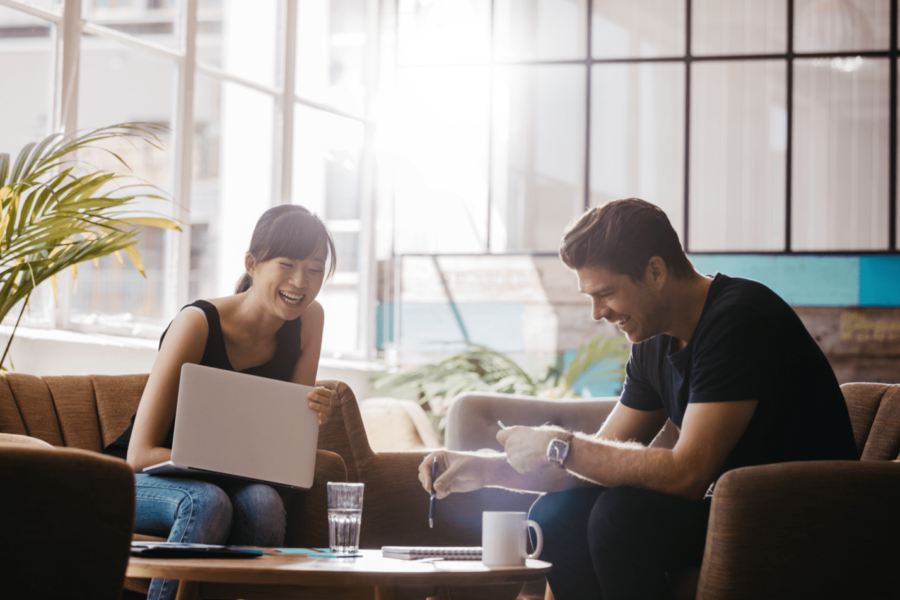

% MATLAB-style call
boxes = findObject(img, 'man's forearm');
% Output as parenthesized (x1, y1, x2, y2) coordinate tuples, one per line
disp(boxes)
(565, 435, 701, 499)
(483, 451, 594, 493)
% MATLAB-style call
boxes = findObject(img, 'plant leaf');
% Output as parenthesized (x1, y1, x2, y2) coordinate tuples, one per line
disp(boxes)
(123, 244, 145, 276)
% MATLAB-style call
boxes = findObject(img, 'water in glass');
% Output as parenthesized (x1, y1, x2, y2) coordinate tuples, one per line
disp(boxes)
(328, 507, 362, 553)
(327, 482, 364, 554)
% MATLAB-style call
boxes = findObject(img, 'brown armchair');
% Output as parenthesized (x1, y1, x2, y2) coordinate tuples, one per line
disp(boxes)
(444, 383, 900, 600)
(0, 434, 136, 600)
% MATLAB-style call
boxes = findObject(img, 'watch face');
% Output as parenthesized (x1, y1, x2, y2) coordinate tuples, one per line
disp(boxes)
(548, 438, 569, 466)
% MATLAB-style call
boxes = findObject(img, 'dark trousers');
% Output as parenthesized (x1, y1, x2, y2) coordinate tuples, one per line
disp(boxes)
(528, 486, 711, 600)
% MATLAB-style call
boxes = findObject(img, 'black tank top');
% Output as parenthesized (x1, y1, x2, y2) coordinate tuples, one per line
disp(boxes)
(102, 300, 302, 459)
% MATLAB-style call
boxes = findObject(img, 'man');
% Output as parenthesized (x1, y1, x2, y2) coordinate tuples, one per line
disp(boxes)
(418, 198, 857, 599)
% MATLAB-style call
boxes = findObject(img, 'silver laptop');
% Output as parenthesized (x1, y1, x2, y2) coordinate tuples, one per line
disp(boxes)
(143, 363, 319, 489)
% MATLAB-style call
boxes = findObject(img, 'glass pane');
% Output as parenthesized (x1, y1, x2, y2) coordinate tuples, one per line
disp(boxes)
(83, 0, 180, 49)
(292, 104, 365, 222)
(494, 0, 587, 61)
(792, 58, 889, 251)
(397, 0, 490, 65)
(293, 102, 365, 356)
(28, 0, 64, 12)
(295, 0, 368, 116)
(384, 66, 490, 254)
(192, 75, 275, 298)
(693, 0, 787, 55)
(197, 0, 276, 89)
(0, 7, 53, 158)
(73, 39, 176, 332)
(492, 65, 585, 252)
(590, 63, 685, 238)
(0, 6, 56, 330)
(794, 0, 890, 53)
(689, 60, 787, 252)
(592, 0, 685, 59)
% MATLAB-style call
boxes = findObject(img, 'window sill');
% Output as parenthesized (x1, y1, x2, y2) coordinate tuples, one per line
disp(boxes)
(0, 325, 158, 350)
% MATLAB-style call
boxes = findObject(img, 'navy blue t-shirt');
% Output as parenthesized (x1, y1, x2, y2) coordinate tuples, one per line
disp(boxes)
(621, 273, 857, 478)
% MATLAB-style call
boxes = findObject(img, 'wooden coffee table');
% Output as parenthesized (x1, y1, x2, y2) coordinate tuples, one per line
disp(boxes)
(127, 549, 552, 600)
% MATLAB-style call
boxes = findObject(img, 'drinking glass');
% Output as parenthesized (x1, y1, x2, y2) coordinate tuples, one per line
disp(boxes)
(327, 482, 364, 554)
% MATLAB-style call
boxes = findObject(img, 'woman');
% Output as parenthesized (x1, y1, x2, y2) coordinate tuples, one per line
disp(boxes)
(104, 205, 335, 600)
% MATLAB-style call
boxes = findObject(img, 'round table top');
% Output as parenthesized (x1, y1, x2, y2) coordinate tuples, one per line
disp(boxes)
(127, 549, 552, 588)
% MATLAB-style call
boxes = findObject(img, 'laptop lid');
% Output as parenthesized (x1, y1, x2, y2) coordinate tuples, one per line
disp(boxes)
(170, 363, 319, 488)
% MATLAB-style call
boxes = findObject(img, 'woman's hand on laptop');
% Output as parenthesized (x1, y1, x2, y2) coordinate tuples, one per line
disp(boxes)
(307, 384, 333, 425)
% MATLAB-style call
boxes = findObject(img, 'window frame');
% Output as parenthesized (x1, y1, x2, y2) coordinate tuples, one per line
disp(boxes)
(0, 0, 378, 357)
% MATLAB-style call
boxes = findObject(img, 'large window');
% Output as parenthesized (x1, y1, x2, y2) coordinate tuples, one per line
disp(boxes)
(381, 0, 899, 255)
(0, 0, 376, 356)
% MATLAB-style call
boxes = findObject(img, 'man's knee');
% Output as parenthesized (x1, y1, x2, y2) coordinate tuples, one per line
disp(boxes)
(530, 487, 600, 531)
(588, 486, 694, 558)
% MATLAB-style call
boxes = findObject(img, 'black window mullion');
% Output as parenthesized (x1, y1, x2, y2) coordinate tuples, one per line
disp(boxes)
(487, 0, 495, 253)
(890, 0, 898, 250)
(683, 0, 692, 253)
(584, 0, 593, 212)
(786, 0, 794, 253)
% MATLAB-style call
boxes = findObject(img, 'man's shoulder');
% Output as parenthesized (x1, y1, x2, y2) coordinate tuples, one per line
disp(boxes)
(705, 273, 793, 322)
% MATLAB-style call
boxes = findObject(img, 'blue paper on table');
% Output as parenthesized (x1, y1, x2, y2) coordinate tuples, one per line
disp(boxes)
(277, 547, 363, 558)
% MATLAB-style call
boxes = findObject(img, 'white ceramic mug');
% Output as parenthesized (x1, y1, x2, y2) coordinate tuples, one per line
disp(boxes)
(482, 511, 543, 566)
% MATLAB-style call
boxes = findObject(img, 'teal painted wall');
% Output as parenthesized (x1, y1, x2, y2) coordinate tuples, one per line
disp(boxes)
(377, 254, 900, 349)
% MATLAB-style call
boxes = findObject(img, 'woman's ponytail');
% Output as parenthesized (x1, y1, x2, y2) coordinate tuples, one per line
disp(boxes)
(235, 273, 253, 294)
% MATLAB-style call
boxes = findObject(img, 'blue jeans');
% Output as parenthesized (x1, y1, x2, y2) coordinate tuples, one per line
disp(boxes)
(134, 474, 286, 600)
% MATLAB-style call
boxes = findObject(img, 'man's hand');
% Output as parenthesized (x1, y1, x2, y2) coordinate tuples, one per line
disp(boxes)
(497, 425, 564, 474)
(417, 450, 493, 499)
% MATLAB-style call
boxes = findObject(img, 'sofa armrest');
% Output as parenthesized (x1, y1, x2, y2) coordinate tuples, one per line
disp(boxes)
(283, 449, 348, 548)
(0, 432, 55, 449)
(697, 460, 900, 600)
(356, 450, 539, 549)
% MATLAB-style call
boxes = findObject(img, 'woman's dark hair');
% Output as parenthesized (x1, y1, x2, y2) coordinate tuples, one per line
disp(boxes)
(559, 198, 694, 282)
(235, 205, 337, 294)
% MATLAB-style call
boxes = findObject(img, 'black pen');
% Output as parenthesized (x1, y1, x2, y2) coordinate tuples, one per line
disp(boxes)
(429, 457, 438, 528)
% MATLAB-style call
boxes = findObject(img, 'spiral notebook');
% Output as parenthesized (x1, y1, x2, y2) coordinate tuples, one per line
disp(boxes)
(381, 546, 482, 560)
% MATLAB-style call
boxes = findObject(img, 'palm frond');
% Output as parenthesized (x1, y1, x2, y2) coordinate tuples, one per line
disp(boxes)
(559, 334, 630, 393)
(0, 123, 180, 369)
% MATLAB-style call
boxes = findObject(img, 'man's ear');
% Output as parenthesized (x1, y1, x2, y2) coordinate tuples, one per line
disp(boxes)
(244, 252, 256, 276)
(646, 256, 667, 290)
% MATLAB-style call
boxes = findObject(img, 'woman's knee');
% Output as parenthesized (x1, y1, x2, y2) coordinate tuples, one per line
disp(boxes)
(229, 484, 286, 546)
(171, 480, 233, 544)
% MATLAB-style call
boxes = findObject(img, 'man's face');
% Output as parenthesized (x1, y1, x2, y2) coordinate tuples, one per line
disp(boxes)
(575, 263, 667, 344)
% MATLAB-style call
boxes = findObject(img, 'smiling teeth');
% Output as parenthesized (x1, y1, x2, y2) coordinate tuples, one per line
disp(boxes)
(279, 291, 304, 305)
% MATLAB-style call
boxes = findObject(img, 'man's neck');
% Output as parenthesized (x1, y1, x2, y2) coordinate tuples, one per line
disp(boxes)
(666, 272, 713, 350)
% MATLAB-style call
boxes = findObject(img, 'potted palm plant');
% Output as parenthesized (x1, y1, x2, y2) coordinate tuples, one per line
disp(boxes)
(372, 333, 630, 438)
(0, 123, 181, 369)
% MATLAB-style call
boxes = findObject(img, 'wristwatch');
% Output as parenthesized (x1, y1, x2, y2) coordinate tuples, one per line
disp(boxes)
(547, 432, 575, 468)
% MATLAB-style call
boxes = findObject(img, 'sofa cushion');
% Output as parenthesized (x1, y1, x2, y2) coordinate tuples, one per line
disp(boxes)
(359, 397, 441, 451)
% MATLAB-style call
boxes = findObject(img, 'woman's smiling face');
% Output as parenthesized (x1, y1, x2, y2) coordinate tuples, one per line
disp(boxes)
(245, 242, 328, 320)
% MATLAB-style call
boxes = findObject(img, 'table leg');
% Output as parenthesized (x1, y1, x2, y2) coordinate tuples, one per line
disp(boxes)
(174, 580, 201, 600)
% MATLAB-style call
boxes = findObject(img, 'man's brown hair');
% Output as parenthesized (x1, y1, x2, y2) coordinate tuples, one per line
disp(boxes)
(559, 198, 694, 282)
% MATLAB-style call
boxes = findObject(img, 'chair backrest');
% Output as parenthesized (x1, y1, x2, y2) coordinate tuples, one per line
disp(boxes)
(1, 445, 135, 599)
(0, 373, 148, 452)
(444, 391, 682, 452)
(841, 382, 900, 461)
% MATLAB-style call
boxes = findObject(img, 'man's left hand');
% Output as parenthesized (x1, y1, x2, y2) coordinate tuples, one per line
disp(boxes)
(497, 426, 564, 474)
